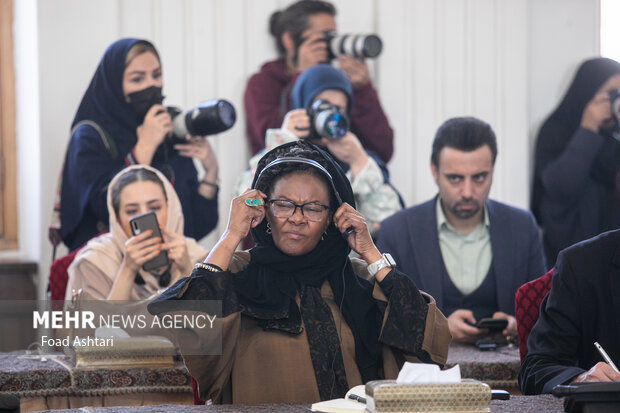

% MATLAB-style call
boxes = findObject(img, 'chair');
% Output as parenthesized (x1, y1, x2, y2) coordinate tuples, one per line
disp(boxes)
(48, 233, 107, 302)
(515, 268, 554, 361)
(48, 247, 83, 301)
(192, 377, 206, 405)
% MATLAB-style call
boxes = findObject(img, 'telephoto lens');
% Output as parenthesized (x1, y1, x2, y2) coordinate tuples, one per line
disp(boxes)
(169, 99, 236, 138)
(608, 89, 620, 117)
(307, 99, 349, 140)
(324, 30, 383, 60)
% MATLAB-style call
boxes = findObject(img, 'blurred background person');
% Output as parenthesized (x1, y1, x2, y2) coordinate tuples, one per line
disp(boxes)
(237, 64, 402, 238)
(56, 38, 219, 251)
(378, 117, 546, 343)
(531, 57, 620, 266)
(243, 0, 394, 162)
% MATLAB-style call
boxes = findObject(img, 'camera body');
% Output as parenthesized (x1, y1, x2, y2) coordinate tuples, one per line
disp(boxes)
(323, 30, 383, 60)
(609, 89, 620, 117)
(167, 99, 236, 141)
(307, 99, 349, 140)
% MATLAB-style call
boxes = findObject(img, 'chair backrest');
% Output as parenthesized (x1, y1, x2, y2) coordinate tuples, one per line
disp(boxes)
(192, 377, 206, 405)
(515, 268, 554, 361)
(48, 248, 83, 301)
(48, 233, 107, 301)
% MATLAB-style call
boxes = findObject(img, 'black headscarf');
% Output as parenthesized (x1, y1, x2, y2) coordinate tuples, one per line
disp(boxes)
(233, 140, 382, 397)
(531, 57, 620, 221)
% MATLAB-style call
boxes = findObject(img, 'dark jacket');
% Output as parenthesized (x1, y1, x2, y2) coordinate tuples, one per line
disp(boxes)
(376, 197, 546, 315)
(519, 229, 620, 394)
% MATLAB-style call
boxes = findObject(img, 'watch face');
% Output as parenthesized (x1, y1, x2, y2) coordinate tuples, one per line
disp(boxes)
(385, 253, 396, 267)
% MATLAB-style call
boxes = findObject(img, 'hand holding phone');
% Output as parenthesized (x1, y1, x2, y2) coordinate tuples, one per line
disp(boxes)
(129, 211, 169, 271)
(467, 317, 509, 332)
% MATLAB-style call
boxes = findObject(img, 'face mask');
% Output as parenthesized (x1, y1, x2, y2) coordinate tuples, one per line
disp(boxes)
(127, 86, 164, 123)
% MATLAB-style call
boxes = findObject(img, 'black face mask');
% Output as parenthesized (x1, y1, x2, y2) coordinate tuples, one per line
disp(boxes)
(127, 86, 164, 123)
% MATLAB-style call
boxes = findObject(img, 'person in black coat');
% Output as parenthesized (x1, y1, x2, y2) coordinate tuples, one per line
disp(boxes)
(519, 229, 620, 394)
(531, 58, 620, 267)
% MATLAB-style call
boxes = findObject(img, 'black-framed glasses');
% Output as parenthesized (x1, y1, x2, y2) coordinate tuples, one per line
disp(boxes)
(267, 199, 329, 222)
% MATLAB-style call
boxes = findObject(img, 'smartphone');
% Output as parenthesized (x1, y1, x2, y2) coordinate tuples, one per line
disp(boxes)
(129, 211, 169, 272)
(475, 318, 508, 331)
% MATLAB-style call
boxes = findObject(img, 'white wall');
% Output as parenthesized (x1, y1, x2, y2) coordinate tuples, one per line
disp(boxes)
(10, 0, 600, 299)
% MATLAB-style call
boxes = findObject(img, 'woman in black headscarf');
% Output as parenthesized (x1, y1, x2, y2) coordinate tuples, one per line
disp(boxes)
(58, 38, 218, 251)
(149, 140, 450, 404)
(531, 57, 620, 266)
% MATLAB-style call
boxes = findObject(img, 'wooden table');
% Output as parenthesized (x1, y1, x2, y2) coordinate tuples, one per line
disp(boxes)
(0, 351, 192, 411)
(29, 395, 565, 412)
(446, 342, 521, 393)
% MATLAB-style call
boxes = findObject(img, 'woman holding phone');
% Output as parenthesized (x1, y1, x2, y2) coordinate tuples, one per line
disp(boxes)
(65, 165, 207, 301)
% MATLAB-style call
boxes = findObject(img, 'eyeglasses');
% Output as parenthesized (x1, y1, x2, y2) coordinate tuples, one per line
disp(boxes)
(267, 199, 329, 222)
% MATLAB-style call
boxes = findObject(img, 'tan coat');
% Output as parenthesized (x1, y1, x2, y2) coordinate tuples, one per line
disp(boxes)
(178, 252, 451, 404)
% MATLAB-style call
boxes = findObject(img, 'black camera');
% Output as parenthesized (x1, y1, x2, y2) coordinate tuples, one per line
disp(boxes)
(307, 99, 349, 140)
(324, 30, 383, 60)
(166, 99, 236, 140)
(609, 89, 620, 117)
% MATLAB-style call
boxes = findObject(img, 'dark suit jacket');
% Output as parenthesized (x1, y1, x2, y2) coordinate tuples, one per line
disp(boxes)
(376, 197, 546, 315)
(519, 229, 620, 394)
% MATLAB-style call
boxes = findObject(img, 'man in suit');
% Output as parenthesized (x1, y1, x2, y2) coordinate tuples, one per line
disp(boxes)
(376, 117, 546, 342)
(519, 229, 620, 394)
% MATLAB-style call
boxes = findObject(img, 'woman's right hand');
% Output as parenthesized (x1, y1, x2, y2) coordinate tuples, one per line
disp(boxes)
(135, 104, 172, 163)
(204, 189, 267, 270)
(581, 92, 612, 133)
(121, 230, 162, 273)
(282, 109, 310, 138)
(224, 189, 267, 245)
(295, 31, 329, 73)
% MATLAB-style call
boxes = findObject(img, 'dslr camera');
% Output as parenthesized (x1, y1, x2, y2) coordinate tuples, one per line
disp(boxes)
(323, 30, 383, 60)
(606, 89, 620, 137)
(608, 88, 620, 117)
(307, 99, 349, 140)
(166, 99, 236, 142)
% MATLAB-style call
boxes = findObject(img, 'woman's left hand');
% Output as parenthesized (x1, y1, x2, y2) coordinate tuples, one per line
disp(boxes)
(332, 203, 378, 259)
(161, 228, 193, 277)
(174, 136, 219, 174)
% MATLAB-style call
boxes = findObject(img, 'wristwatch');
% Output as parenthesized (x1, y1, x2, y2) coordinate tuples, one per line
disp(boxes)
(367, 253, 396, 277)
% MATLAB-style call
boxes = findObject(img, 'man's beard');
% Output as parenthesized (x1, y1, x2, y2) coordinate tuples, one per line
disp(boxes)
(450, 198, 481, 220)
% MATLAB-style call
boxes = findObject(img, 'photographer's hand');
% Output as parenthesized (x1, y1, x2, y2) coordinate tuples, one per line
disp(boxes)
(581, 92, 612, 133)
(322, 132, 369, 177)
(281, 109, 310, 138)
(295, 31, 329, 73)
(135, 104, 172, 164)
(338, 56, 370, 89)
(174, 137, 219, 200)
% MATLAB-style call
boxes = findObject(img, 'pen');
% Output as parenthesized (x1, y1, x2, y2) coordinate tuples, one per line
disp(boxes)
(594, 341, 620, 374)
(347, 394, 366, 404)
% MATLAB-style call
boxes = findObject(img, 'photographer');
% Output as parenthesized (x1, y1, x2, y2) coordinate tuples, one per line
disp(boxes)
(243, 0, 394, 163)
(57, 38, 218, 251)
(236, 64, 402, 238)
(531, 57, 620, 266)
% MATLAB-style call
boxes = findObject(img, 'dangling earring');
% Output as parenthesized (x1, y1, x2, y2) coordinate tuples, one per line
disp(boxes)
(266, 222, 272, 234)
(321, 229, 327, 241)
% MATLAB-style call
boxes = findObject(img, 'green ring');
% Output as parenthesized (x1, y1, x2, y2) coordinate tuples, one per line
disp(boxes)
(245, 198, 263, 206)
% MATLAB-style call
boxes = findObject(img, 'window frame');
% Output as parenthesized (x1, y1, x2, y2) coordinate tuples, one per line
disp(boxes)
(0, 0, 18, 250)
